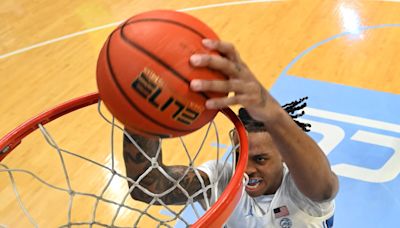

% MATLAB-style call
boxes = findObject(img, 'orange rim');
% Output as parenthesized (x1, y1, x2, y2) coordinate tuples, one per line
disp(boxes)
(0, 93, 248, 227)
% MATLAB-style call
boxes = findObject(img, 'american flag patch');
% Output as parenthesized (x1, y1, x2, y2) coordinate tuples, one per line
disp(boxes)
(273, 205, 289, 218)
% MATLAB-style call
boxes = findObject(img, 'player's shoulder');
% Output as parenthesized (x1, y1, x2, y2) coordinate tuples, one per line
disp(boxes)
(197, 160, 232, 181)
(198, 160, 232, 171)
(282, 168, 335, 217)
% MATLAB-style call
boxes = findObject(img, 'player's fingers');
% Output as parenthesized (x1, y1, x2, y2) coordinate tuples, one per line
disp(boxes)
(190, 54, 242, 77)
(202, 39, 240, 62)
(190, 79, 244, 93)
(204, 95, 248, 110)
(202, 81, 266, 109)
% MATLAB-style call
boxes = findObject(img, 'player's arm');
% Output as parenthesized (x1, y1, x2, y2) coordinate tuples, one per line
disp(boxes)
(257, 94, 338, 202)
(123, 130, 210, 205)
(189, 39, 338, 202)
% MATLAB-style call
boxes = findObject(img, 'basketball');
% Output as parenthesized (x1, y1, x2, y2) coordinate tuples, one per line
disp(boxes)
(96, 10, 227, 138)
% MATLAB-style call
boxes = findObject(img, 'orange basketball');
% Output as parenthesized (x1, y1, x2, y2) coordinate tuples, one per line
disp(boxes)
(96, 10, 227, 138)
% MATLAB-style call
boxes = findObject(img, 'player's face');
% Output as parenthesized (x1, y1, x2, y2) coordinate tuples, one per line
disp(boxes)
(236, 131, 284, 197)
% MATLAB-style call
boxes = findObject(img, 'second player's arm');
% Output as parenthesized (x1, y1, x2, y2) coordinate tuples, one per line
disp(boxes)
(123, 131, 210, 205)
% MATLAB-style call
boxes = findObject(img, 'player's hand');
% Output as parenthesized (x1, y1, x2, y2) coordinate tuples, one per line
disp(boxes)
(190, 39, 270, 121)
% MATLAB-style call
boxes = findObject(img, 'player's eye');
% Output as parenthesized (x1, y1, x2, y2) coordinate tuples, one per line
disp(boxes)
(255, 156, 267, 163)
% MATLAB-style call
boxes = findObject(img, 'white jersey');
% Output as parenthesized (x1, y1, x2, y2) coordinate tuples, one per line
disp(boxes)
(197, 161, 335, 228)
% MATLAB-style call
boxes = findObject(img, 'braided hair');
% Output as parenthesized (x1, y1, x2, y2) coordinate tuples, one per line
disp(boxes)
(238, 96, 311, 132)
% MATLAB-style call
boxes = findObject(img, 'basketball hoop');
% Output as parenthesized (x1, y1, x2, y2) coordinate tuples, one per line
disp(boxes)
(0, 93, 248, 227)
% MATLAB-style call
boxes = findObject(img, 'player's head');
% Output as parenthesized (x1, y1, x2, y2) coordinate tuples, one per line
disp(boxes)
(231, 97, 310, 197)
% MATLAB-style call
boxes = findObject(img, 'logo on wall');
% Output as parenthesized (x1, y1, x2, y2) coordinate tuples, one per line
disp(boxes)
(269, 75, 400, 227)
(270, 75, 400, 184)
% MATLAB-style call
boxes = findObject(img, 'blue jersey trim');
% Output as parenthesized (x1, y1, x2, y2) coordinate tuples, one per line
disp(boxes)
(324, 215, 334, 228)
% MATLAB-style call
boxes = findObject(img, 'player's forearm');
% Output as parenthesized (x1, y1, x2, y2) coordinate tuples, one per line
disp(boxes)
(123, 146, 182, 204)
(123, 131, 166, 203)
(123, 132, 210, 205)
(263, 99, 338, 202)
(126, 162, 210, 205)
(127, 166, 195, 205)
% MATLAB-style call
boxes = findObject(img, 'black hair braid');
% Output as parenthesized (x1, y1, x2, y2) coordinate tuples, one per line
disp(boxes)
(238, 108, 268, 132)
(293, 119, 312, 132)
(238, 96, 311, 132)
(283, 96, 311, 132)
(282, 97, 307, 112)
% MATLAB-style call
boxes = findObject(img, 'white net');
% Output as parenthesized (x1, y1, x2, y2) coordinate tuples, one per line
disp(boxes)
(0, 100, 240, 227)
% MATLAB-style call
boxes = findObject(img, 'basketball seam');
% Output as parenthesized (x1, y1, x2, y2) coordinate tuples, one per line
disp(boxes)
(126, 18, 206, 41)
(120, 18, 213, 100)
(105, 28, 193, 134)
